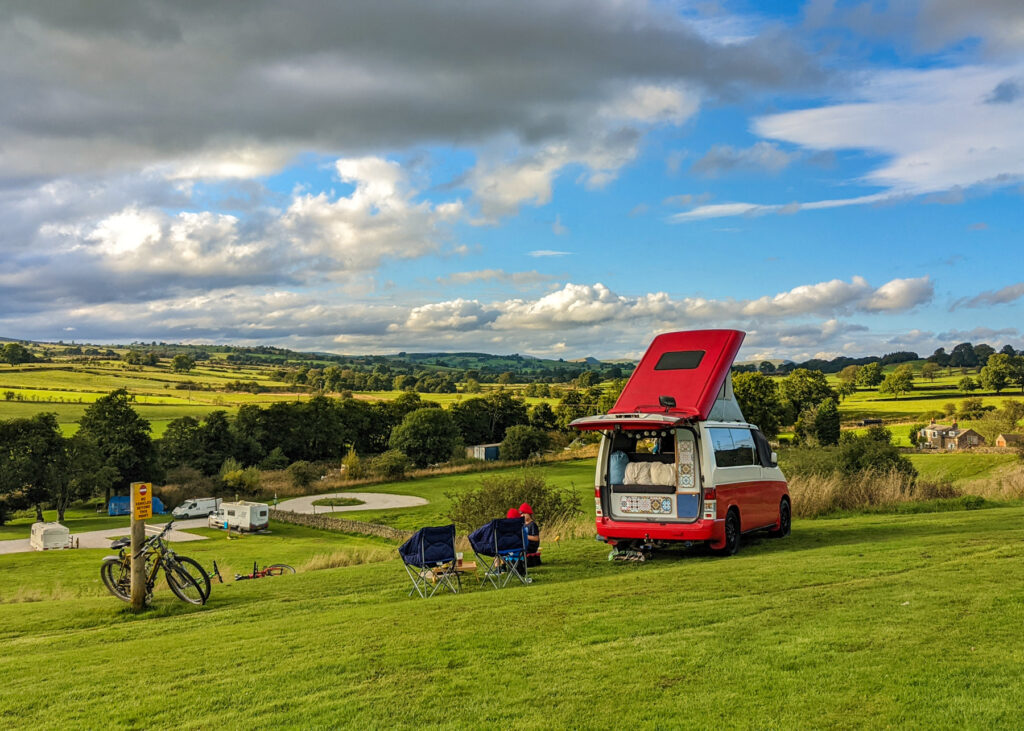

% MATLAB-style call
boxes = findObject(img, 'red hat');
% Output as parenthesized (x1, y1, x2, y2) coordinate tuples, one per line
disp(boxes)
(506, 508, 521, 519)
(518, 503, 533, 515)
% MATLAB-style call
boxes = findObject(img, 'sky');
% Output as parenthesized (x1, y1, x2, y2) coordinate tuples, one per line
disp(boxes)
(1, 0, 1023, 361)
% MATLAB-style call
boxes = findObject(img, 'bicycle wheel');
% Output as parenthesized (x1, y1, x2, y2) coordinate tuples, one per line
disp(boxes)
(164, 562, 206, 605)
(100, 558, 131, 602)
(265, 564, 296, 576)
(173, 555, 212, 602)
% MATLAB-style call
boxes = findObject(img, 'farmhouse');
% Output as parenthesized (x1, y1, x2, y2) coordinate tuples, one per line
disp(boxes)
(919, 421, 985, 450)
(995, 433, 1023, 448)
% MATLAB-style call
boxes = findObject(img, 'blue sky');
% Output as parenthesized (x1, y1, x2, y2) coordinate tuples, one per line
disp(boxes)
(1, 1, 1022, 360)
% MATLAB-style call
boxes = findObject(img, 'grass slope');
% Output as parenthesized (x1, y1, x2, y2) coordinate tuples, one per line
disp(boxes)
(2, 508, 1023, 727)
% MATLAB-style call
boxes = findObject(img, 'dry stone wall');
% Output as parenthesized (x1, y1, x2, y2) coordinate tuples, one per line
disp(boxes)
(269, 508, 412, 542)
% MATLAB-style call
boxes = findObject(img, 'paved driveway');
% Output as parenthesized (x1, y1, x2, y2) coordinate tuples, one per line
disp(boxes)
(0, 518, 209, 555)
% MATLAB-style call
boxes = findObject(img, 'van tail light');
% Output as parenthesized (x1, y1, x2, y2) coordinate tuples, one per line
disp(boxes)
(594, 487, 603, 518)
(703, 487, 716, 520)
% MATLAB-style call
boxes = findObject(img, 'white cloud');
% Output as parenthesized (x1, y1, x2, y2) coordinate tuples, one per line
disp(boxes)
(755, 64, 1024, 194)
(863, 276, 934, 311)
(528, 250, 570, 257)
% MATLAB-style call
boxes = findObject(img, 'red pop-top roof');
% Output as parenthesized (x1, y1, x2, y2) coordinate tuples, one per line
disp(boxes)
(609, 329, 744, 420)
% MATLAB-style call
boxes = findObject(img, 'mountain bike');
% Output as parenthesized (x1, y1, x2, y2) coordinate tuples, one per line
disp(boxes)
(100, 521, 210, 605)
(234, 561, 296, 581)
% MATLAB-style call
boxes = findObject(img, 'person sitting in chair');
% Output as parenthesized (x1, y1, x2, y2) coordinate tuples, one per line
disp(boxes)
(519, 503, 541, 566)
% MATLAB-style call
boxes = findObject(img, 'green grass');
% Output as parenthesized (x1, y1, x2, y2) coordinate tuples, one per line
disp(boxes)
(312, 497, 365, 507)
(328, 460, 594, 529)
(907, 452, 1018, 485)
(2, 507, 1024, 727)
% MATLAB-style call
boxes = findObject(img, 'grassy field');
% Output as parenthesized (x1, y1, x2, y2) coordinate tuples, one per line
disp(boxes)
(2, 504, 1023, 727)
(907, 452, 1019, 485)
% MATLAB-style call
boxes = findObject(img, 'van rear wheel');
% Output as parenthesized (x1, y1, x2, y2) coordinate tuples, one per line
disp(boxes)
(769, 499, 791, 538)
(713, 511, 740, 556)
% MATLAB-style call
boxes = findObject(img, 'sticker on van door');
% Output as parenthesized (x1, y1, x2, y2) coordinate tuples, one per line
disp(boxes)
(619, 496, 673, 514)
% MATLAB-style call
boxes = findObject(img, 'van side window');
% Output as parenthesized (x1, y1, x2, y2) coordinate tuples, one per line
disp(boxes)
(752, 429, 774, 467)
(710, 427, 756, 467)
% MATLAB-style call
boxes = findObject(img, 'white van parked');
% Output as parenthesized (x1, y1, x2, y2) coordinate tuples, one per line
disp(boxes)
(172, 497, 222, 519)
(209, 501, 270, 532)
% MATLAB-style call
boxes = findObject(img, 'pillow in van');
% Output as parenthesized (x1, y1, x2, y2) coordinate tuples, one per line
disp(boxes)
(624, 462, 651, 485)
(609, 451, 629, 484)
(649, 462, 675, 486)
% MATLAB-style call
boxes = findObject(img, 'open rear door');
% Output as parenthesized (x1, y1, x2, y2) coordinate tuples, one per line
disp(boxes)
(610, 329, 744, 420)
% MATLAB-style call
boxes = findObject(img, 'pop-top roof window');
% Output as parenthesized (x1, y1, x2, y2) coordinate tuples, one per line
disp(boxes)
(653, 350, 705, 371)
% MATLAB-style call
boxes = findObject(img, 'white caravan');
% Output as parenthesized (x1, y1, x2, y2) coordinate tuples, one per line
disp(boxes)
(210, 501, 270, 532)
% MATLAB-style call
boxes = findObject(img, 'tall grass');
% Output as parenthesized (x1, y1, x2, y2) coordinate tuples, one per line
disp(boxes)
(788, 469, 958, 519)
(298, 547, 393, 573)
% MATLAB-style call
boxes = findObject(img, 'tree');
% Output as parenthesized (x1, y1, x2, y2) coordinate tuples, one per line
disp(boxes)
(171, 354, 195, 373)
(528, 402, 557, 431)
(160, 416, 203, 470)
(958, 376, 978, 393)
(836, 381, 858, 402)
(980, 353, 1012, 394)
(0, 413, 65, 523)
(958, 397, 987, 420)
(974, 343, 995, 367)
(388, 408, 460, 467)
(1, 342, 33, 366)
(908, 422, 927, 448)
(949, 342, 978, 368)
(732, 372, 784, 438)
(795, 398, 840, 446)
(920, 362, 940, 381)
(758, 361, 776, 375)
(855, 362, 884, 388)
(999, 344, 1017, 357)
(58, 433, 118, 522)
(197, 411, 236, 474)
(838, 365, 860, 385)
(77, 389, 160, 505)
(927, 347, 950, 367)
(879, 365, 914, 399)
(1011, 355, 1024, 393)
(499, 425, 551, 461)
(780, 369, 837, 416)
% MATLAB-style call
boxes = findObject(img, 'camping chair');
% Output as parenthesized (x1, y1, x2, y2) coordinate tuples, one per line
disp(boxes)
(399, 525, 460, 598)
(469, 517, 530, 589)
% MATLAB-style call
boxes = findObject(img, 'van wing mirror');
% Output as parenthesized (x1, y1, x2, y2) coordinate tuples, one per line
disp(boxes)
(770, 451, 778, 467)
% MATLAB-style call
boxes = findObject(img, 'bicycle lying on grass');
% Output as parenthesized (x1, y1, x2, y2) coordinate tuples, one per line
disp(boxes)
(100, 521, 213, 606)
(234, 561, 296, 581)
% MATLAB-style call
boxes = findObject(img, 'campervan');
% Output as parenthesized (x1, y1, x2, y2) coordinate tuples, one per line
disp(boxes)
(571, 329, 790, 556)
(172, 497, 221, 519)
(209, 501, 269, 532)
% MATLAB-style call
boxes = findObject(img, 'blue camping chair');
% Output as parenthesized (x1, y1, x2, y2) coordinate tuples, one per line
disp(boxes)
(469, 517, 531, 589)
(399, 525, 460, 598)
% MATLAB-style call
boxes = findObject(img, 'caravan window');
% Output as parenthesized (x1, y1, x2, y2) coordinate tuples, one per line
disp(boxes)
(227, 510, 235, 516)
(710, 428, 756, 467)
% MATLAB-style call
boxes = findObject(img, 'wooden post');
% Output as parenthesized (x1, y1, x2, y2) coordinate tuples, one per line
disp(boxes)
(130, 516, 146, 611)
(130, 482, 153, 612)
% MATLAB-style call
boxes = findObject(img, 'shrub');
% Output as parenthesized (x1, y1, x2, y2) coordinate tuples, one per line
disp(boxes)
(446, 470, 582, 532)
(259, 447, 289, 470)
(222, 465, 260, 493)
(499, 425, 551, 461)
(373, 450, 410, 480)
(287, 460, 320, 489)
(341, 449, 367, 480)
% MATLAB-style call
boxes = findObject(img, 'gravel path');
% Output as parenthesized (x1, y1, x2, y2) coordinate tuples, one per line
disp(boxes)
(275, 491, 427, 515)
